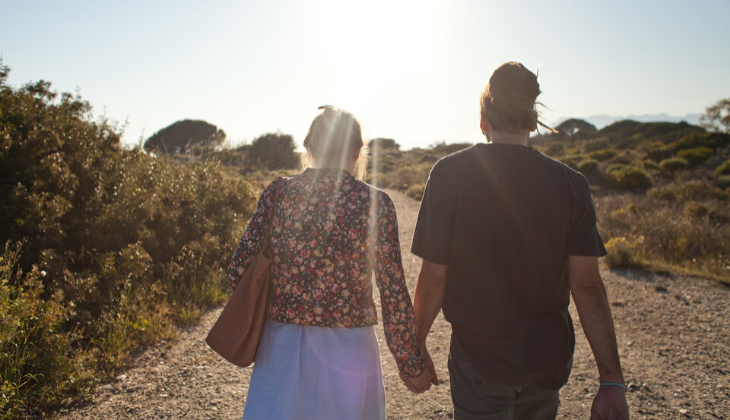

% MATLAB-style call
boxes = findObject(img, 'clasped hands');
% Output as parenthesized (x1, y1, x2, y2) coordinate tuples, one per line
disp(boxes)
(400, 343, 439, 393)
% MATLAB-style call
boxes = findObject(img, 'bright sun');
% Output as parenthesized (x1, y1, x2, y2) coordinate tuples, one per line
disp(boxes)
(306, 0, 438, 120)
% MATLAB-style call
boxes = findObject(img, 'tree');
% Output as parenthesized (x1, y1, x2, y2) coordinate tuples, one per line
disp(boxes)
(556, 118, 597, 138)
(245, 132, 301, 170)
(368, 138, 401, 154)
(700, 97, 730, 133)
(144, 119, 226, 153)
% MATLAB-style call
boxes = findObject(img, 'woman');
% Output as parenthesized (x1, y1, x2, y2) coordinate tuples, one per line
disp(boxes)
(228, 106, 432, 419)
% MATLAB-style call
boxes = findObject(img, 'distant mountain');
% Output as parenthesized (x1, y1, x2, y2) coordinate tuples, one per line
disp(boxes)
(555, 113, 702, 129)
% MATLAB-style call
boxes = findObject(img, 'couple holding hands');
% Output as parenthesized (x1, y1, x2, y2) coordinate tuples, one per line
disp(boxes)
(227, 62, 629, 420)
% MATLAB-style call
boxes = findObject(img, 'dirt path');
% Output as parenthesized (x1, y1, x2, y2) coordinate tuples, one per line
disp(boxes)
(63, 189, 730, 419)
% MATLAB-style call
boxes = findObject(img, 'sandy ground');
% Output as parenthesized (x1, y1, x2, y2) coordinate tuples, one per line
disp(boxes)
(62, 189, 730, 419)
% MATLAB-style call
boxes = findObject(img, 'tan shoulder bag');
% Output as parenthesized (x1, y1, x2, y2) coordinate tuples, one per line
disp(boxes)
(205, 178, 285, 367)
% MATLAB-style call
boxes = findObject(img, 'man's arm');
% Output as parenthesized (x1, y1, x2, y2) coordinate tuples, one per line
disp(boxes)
(413, 259, 448, 385)
(569, 255, 629, 419)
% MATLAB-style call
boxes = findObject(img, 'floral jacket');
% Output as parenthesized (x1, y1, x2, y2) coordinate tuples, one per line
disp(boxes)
(228, 168, 426, 378)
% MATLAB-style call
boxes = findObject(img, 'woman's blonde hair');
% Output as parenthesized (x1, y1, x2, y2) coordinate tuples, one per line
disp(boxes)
(303, 106, 368, 179)
(480, 62, 555, 133)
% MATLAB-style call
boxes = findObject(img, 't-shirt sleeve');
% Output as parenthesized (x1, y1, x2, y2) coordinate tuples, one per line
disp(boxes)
(411, 163, 454, 265)
(567, 178, 607, 257)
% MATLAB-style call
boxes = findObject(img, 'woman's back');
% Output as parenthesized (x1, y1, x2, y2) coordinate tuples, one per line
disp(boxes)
(270, 168, 379, 328)
(228, 168, 423, 376)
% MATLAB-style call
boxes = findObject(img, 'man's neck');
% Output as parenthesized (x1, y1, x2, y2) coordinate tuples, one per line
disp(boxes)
(485, 130, 530, 146)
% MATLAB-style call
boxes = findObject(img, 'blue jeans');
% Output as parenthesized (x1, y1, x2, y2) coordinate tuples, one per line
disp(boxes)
(448, 336, 560, 420)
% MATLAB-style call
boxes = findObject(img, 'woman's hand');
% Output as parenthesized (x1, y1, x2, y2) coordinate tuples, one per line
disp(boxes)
(399, 369, 433, 393)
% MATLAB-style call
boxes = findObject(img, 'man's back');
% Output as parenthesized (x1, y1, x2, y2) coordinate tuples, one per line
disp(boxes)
(412, 142, 606, 388)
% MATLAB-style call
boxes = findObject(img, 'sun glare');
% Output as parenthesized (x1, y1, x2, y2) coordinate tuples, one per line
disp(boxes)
(307, 0, 438, 124)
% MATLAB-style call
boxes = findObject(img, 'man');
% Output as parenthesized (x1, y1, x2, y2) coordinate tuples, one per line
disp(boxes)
(411, 62, 629, 419)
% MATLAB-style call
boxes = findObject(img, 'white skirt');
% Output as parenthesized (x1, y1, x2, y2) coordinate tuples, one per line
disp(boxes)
(242, 319, 386, 420)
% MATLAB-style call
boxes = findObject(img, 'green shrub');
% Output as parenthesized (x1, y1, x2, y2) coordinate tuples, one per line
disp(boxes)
(577, 159, 600, 175)
(676, 147, 713, 167)
(0, 65, 258, 417)
(644, 142, 677, 162)
(559, 155, 582, 169)
(675, 132, 730, 151)
(246, 133, 301, 170)
(582, 138, 611, 153)
(609, 151, 635, 165)
(605, 165, 654, 190)
(648, 181, 729, 202)
(588, 148, 617, 162)
(603, 237, 638, 268)
(714, 160, 730, 176)
(660, 157, 689, 173)
(642, 160, 660, 172)
(0, 243, 96, 417)
(406, 184, 425, 201)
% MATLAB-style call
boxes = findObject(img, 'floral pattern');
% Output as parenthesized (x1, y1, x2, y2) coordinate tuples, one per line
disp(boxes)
(228, 168, 425, 378)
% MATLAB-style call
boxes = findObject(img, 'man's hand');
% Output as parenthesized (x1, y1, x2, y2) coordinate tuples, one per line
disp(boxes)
(399, 369, 433, 393)
(590, 386, 629, 420)
(569, 256, 629, 418)
(420, 343, 439, 386)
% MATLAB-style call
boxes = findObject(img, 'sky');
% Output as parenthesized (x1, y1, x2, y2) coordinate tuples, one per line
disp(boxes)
(1, 0, 729, 150)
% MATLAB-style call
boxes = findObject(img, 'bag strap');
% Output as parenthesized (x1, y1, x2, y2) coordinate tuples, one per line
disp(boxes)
(264, 178, 286, 242)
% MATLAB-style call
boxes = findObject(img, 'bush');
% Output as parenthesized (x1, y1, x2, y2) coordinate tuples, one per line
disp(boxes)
(0, 65, 258, 417)
(676, 147, 713, 167)
(588, 148, 617, 162)
(605, 165, 654, 190)
(644, 143, 677, 162)
(642, 160, 660, 172)
(675, 132, 730, 151)
(144, 120, 225, 154)
(649, 181, 729, 202)
(246, 133, 301, 170)
(582, 138, 611, 153)
(0, 243, 96, 417)
(714, 160, 730, 176)
(577, 159, 600, 175)
(406, 184, 425, 201)
(603, 237, 638, 268)
(559, 155, 582, 169)
(660, 157, 689, 173)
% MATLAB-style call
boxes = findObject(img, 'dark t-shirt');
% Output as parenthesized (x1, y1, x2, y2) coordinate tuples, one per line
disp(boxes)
(411, 143, 607, 389)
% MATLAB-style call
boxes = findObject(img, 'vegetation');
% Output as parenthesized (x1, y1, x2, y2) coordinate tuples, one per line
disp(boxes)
(603, 237, 638, 268)
(144, 119, 226, 154)
(604, 164, 654, 190)
(531, 119, 730, 282)
(700, 97, 730, 133)
(0, 64, 258, 418)
(676, 147, 713, 167)
(659, 157, 689, 173)
(245, 132, 301, 170)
